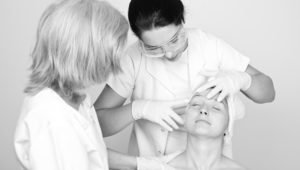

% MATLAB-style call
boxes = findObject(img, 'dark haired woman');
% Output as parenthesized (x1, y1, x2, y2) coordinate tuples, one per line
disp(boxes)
(95, 0, 275, 167)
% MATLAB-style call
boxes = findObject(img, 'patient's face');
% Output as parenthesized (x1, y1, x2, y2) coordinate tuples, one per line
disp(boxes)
(184, 90, 229, 137)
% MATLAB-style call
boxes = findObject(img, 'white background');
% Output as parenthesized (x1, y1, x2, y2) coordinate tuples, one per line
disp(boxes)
(0, 0, 299, 169)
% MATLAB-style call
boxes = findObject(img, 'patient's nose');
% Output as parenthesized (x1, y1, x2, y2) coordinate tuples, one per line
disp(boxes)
(200, 109, 208, 116)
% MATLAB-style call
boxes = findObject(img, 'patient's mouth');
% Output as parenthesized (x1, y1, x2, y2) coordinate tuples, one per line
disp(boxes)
(195, 119, 211, 125)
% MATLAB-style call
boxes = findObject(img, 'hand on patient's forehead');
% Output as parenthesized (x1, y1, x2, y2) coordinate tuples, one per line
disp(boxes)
(190, 89, 227, 107)
(192, 88, 218, 101)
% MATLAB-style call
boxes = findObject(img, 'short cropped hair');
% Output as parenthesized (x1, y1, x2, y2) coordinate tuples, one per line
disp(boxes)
(25, 0, 128, 98)
(128, 0, 185, 38)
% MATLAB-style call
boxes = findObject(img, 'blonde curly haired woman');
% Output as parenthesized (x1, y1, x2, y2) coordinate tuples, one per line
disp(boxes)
(14, 0, 128, 169)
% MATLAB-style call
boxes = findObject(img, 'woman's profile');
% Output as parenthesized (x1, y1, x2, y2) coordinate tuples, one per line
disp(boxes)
(14, 0, 128, 169)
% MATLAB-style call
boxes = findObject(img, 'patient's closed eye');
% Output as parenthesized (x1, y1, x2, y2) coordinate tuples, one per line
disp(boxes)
(213, 106, 221, 111)
(212, 106, 221, 111)
(191, 100, 204, 108)
(191, 104, 201, 109)
(212, 103, 225, 111)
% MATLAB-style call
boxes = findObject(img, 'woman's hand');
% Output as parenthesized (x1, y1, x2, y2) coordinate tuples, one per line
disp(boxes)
(132, 99, 188, 131)
(196, 70, 252, 102)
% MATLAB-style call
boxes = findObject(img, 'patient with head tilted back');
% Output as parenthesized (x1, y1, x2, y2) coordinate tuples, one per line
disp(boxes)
(166, 89, 247, 170)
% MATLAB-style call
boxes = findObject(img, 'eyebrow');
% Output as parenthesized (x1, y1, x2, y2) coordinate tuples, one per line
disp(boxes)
(189, 94, 226, 106)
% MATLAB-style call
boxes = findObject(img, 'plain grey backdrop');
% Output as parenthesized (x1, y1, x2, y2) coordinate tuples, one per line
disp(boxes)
(1, 0, 299, 169)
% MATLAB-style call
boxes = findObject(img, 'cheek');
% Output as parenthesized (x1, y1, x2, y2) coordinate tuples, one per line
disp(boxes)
(184, 117, 194, 130)
(212, 114, 229, 131)
(184, 111, 198, 130)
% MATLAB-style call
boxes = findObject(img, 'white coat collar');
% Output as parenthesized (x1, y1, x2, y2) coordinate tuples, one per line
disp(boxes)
(145, 56, 177, 95)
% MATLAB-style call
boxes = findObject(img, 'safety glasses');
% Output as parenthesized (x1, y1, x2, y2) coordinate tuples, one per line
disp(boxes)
(139, 26, 188, 58)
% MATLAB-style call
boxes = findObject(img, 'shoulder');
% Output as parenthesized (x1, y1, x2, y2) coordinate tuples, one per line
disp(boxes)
(117, 41, 143, 71)
(126, 41, 143, 62)
(186, 27, 220, 44)
(15, 88, 77, 147)
(187, 28, 240, 54)
(20, 88, 73, 126)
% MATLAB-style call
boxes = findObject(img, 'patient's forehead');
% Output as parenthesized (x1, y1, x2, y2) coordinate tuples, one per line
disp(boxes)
(190, 89, 226, 106)
(191, 89, 216, 101)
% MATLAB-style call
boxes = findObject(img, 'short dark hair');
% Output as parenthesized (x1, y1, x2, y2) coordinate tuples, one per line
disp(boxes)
(128, 0, 185, 38)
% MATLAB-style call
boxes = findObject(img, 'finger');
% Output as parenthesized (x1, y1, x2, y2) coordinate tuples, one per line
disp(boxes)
(172, 106, 186, 115)
(207, 85, 223, 99)
(217, 90, 228, 102)
(169, 99, 189, 108)
(158, 120, 173, 131)
(162, 115, 179, 129)
(170, 99, 189, 116)
(168, 110, 184, 125)
(196, 80, 217, 93)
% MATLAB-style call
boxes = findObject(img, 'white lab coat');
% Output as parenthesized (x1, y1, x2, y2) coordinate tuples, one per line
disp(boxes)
(14, 88, 108, 170)
(108, 28, 249, 158)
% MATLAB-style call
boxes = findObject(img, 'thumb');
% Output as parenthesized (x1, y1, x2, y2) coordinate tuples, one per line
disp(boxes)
(195, 78, 217, 94)
(167, 99, 189, 110)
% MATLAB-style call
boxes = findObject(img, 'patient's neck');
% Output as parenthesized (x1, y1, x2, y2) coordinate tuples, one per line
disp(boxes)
(186, 134, 223, 170)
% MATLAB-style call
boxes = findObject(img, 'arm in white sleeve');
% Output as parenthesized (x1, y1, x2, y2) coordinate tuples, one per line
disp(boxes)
(217, 38, 275, 103)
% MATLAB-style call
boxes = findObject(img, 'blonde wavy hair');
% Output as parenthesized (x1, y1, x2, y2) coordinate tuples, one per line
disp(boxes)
(25, 0, 128, 99)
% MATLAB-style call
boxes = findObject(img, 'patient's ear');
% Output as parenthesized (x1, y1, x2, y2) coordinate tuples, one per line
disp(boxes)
(223, 128, 229, 137)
